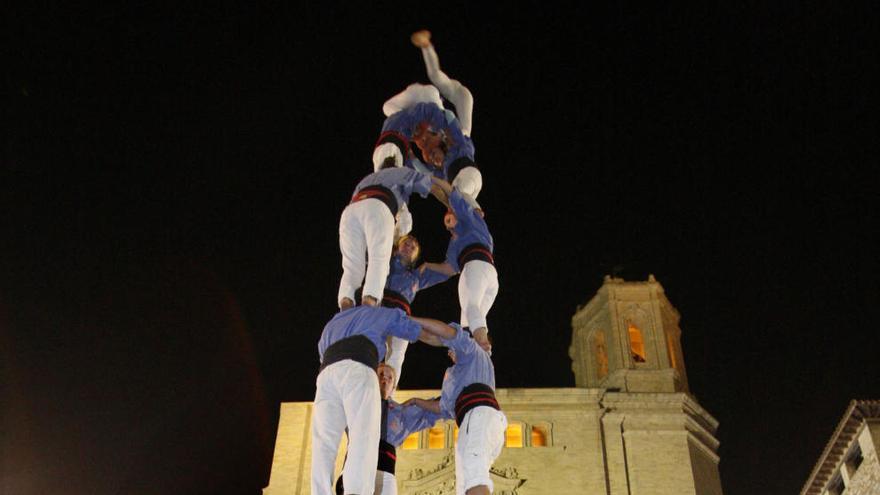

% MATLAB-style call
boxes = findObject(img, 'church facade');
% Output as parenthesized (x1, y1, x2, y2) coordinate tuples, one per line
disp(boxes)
(264, 277, 723, 494)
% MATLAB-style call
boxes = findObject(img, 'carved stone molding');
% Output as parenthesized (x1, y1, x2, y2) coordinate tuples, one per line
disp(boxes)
(401, 454, 525, 495)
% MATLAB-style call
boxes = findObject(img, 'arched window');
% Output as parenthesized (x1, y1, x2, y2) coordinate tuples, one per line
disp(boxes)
(505, 422, 524, 448)
(628, 323, 647, 363)
(531, 423, 551, 447)
(427, 425, 446, 449)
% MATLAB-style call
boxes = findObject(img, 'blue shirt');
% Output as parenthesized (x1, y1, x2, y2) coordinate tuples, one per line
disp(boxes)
(444, 190, 494, 272)
(385, 399, 442, 447)
(438, 323, 496, 420)
(381, 102, 475, 179)
(386, 256, 451, 303)
(353, 168, 433, 210)
(317, 306, 422, 363)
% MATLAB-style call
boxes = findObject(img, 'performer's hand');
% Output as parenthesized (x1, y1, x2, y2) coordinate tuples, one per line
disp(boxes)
(473, 328, 492, 355)
(411, 30, 432, 48)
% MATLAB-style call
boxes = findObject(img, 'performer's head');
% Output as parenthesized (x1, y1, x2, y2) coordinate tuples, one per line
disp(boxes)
(414, 128, 447, 169)
(443, 210, 457, 231)
(377, 363, 396, 399)
(395, 234, 421, 266)
(424, 138, 447, 168)
(444, 200, 484, 232)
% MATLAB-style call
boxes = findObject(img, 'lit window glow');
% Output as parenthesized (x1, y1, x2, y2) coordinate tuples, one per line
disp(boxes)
(531, 425, 548, 447)
(628, 323, 647, 363)
(505, 423, 523, 448)
(428, 425, 445, 449)
(401, 432, 419, 450)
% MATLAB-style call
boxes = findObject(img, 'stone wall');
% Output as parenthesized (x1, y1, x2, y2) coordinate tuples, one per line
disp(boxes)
(263, 388, 722, 495)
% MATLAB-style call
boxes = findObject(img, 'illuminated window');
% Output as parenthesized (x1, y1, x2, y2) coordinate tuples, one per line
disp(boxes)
(628, 323, 647, 363)
(531, 424, 550, 447)
(401, 432, 419, 450)
(666, 332, 677, 369)
(428, 425, 446, 449)
(505, 422, 524, 448)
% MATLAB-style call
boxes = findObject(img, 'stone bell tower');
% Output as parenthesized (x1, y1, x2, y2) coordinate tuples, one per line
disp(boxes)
(567, 275, 723, 495)
(570, 274, 689, 393)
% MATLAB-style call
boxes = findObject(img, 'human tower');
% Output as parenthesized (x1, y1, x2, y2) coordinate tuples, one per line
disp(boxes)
(312, 31, 505, 495)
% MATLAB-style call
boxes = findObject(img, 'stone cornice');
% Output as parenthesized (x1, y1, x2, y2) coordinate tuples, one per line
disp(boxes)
(801, 399, 880, 495)
(602, 392, 719, 431)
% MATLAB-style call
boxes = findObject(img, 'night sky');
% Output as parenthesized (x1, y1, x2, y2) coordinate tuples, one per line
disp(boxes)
(3, 3, 878, 495)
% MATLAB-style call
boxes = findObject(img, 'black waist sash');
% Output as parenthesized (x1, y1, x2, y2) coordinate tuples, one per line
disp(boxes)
(377, 440, 397, 474)
(381, 289, 412, 315)
(320, 335, 379, 372)
(457, 243, 494, 269)
(447, 156, 477, 183)
(351, 184, 399, 217)
(454, 382, 500, 426)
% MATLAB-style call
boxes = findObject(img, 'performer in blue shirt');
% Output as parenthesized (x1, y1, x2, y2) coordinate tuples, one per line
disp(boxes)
(403, 322, 507, 495)
(429, 179, 498, 351)
(338, 164, 440, 310)
(373, 31, 483, 201)
(311, 306, 454, 495)
(383, 234, 452, 386)
(336, 363, 442, 495)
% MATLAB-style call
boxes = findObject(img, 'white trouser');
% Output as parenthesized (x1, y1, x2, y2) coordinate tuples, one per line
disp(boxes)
(338, 199, 395, 305)
(373, 142, 404, 171)
(394, 203, 412, 238)
(455, 406, 507, 495)
(382, 83, 443, 117)
(385, 336, 409, 388)
(451, 166, 482, 200)
(375, 470, 398, 495)
(311, 360, 381, 495)
(458, 260, 498, 331)
(421, 43, 473, 137)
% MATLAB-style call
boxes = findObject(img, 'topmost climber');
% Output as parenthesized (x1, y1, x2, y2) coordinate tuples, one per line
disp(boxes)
(373, 30, 483, 202)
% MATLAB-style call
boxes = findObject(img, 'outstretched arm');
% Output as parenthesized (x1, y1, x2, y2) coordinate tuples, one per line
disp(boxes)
(412, 316, 457, 341)
(418, 329, 444, 347)
(432, 176, 453, 196)
(429, 176, 451, 207)
(402, 397, 442, 414)
(411, 30, 474, 137)
(419, 261, 457, 277)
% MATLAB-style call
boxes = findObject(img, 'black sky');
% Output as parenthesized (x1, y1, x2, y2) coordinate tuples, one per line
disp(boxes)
(3, 3, 878, 495)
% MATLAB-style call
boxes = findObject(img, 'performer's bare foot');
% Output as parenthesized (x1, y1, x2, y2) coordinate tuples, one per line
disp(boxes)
(465, 485, 492, 495)
(466, 486, 491, 495)
(362, 295, 378, 306)
(472, 327, 491, 353)
(411, 30, 432, 48)
(339, 297, 354, 310)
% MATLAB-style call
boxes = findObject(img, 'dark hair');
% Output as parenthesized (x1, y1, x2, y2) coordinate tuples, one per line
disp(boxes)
(379, 156, 398, 170)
